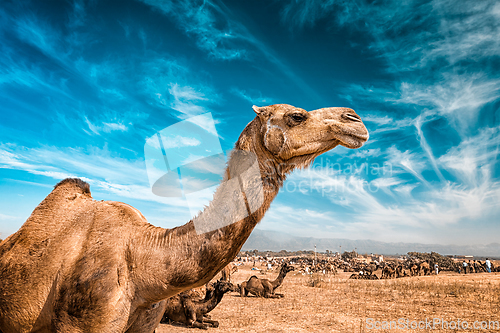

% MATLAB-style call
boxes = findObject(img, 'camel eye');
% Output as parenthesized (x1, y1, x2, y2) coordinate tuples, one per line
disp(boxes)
(290, 114, 306, 122)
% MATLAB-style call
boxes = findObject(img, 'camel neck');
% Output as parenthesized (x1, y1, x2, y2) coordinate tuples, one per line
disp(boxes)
(133, 122, 288, 302)
(202, 288, 226, 313)
(272, 267, 288, 289)
(172, 146, 282, 285)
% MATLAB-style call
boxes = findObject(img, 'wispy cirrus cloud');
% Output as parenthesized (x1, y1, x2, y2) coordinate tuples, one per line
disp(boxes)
(139, 58, 220, 121)
(260, 203, 343, 239)
(1, 0, 499, 246)
(1, 1, 221, 144)
(281, 0, 500, 132)
(396, 75, 500, 133)
(84, 117, 129, 135)
(279, 167, 500, 243)
(140, 0, 248, 60)
(0, 143, 192, 225)
(230, 88, 274, 106)
(438, 126, 500, 187)
(140, 0, 326, 104)
(281, 0, 500, 70)
(278, 0, 500, 234)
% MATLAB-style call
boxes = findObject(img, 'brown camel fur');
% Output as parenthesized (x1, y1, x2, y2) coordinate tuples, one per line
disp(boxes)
(239, 263, 294, 298)
(160, 280, 237, 330)
(0, 104, 368, 333)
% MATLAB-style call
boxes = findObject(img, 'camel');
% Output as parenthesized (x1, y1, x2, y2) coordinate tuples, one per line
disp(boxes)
(239, 262, 294, 298)
(0, 104, 368, 333)
(419, 262, 430, 276)
(410, 264, 419, 276)
(364, 262, 378, 276)
(349, 272, 378, 280)
(220, 263, 238, 283)
(381, 266, 395, 279)
(160, 280, 237, 330)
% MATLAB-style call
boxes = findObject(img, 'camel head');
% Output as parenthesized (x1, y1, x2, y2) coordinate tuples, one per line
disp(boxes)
(281, 262, 295, 274)
(251, 104, 368, 167)
(214, 280, 238, 294)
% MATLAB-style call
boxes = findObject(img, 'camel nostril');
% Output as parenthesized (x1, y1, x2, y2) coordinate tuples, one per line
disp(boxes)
(343, 113, 361, 122)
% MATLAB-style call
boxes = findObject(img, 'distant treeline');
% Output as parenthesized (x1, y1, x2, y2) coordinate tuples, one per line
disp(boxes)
(238, 249, 498, 262)
(240, 249, 363, 258)
(239, 249, 328, 257)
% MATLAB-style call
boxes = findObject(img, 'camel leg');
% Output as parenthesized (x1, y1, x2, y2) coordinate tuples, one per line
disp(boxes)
(190, 321, 208, 330)
(202, 318, 219, 328)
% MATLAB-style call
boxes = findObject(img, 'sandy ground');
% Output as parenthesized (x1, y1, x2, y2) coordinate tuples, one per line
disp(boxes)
(156, 265, 500, 333)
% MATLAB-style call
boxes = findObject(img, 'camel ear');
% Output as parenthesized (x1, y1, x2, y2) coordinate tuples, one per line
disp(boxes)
(253, 105, 270, 119)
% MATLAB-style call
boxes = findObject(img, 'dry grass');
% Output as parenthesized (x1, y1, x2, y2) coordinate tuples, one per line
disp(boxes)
(157, 266, 500, 332)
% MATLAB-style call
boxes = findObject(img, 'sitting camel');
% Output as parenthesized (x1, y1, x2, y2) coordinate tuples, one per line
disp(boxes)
(161, 280, 237, 329)
(239, 263, 294, 298)
(0, 104, 368, 333)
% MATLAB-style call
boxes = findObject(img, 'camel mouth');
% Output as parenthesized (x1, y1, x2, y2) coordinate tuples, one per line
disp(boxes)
(324, 117, 369, 149)
(353, 132, 369, 141)
(336, 131, 369, 149)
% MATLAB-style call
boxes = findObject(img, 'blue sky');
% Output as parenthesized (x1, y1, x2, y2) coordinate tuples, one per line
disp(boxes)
(1, 0, 499, 246)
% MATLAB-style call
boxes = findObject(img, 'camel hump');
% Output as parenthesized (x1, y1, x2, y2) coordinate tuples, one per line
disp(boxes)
(54, 178, 91, 195)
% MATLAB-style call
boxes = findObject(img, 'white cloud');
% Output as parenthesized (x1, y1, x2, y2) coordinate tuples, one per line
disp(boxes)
(0, 143, 191, 212)
(414, 114, 445, 182)
(161, 135, 201, 149)
(438, 126, 500, 186)
(278, 170, 500, 243)
(230, 88, 274, 105)
(0, 213, 16, 220)
(283, 0, 500, 134)
(140, 0, 247, 60)
(350, 148, 382, 158)
(140, 59, 221, 124)
(386, 146, 430, 186)
(85, 117, 129, 135)
(396, 75, 500, 132)
(140, 0, 326, 104)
